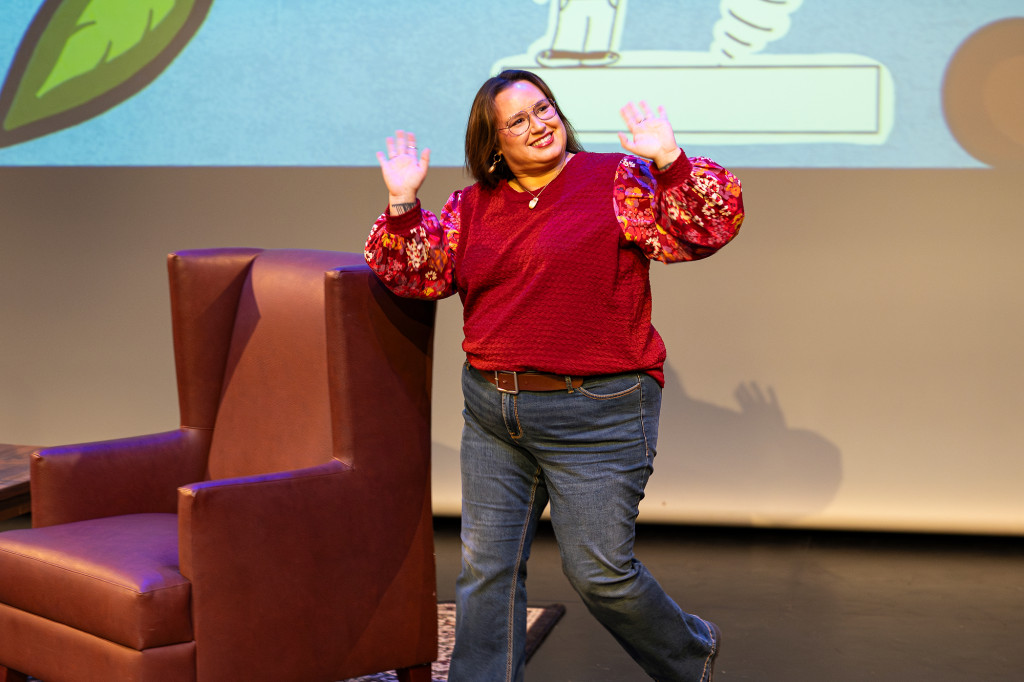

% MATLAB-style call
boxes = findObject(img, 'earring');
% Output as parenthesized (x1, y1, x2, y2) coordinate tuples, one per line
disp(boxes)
(488, 152, 502, 173)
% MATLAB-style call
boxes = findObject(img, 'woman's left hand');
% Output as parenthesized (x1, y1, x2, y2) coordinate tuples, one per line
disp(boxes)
(618, 101, 682, 170)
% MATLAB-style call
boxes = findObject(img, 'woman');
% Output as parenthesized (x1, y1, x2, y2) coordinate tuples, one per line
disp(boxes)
(365, 69, 743, 682)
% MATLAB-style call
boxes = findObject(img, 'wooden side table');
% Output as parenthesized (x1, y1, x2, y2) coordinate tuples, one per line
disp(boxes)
(0, 444, 37, 521)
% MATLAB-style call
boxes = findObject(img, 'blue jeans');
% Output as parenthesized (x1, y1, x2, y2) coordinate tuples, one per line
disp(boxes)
(449, 364, 717, 682)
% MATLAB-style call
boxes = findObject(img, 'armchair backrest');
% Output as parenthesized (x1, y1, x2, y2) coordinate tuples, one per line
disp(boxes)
(210, 249, 363, 479)
(167, 248, 433, 482)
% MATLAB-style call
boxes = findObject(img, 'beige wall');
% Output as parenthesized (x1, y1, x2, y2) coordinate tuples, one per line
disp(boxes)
(2, 164, 1022, 534)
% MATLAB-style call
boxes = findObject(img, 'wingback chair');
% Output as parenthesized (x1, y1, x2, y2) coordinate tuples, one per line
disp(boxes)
(0, 248, 438, 682)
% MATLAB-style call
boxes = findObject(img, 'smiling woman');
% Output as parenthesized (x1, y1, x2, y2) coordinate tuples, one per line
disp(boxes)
(492, 83, 568, 190)
(493, 95, 563, 207)
(363, 68, 743, 681)
(462, 70, 584, 193)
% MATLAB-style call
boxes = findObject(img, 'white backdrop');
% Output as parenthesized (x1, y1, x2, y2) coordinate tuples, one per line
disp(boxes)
(2, 164, 1022, 535)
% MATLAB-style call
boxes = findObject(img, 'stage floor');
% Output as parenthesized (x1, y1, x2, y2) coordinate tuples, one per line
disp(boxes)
(432, 517, 1023, 681)
(2, 514, 1020, 680)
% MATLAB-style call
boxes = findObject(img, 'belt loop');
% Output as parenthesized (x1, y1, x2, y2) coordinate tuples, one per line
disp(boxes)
(565, 376, 574, 393)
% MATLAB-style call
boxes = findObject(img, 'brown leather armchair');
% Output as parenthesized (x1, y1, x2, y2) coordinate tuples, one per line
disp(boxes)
(0, 249, 438, 682)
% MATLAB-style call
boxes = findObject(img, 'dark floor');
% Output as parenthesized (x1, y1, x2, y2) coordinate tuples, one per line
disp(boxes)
(432, 517, 1024, 682)
(3, 514, 1022, 681)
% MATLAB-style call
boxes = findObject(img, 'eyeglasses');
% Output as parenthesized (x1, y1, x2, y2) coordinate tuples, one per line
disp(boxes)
(499, 99, 558, 136)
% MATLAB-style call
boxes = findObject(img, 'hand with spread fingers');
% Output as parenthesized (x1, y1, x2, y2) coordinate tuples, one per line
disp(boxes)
(618, 101, 682, 170)
(376, 129, 431, 213)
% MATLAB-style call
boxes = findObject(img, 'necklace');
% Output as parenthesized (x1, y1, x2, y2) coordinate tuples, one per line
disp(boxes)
(514, 154, 569, 209)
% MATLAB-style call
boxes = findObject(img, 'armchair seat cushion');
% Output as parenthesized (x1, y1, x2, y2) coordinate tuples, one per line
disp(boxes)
(0, 513, 191, 650)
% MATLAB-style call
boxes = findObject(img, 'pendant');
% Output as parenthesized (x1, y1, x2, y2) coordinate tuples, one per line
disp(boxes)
(528, 197, 539, 209)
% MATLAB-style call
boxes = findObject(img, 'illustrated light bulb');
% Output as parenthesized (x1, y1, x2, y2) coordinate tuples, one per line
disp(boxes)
(711, 0, 805, 59)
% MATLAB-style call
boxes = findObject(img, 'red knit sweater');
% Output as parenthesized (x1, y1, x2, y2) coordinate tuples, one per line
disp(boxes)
(365, 151, 744, 385)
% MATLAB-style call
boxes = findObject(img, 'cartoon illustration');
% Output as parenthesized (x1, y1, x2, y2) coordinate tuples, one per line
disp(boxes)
(0, 0, 213, 149)
(942, 17, 1024, 170)
(498, 0, 895, 147)
(0, 3, 1018, 166)
(532, 0, 628, 68)
(711, 0, 804, 59)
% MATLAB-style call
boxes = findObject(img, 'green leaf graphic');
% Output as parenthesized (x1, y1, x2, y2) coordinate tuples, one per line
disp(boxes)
(37, 0, 177, 97)
(0, 0, 213, 148)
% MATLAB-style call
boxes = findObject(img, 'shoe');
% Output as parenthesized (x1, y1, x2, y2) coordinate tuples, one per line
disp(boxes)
(700, 619, 721, 681)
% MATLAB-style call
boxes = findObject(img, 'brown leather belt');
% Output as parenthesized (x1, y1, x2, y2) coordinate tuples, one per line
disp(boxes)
(479, 368, 584, 394)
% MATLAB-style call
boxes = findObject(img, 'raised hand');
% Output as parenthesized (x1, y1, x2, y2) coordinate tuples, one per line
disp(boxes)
(618, 101, 682, 170)
(376, 130, 431, 211)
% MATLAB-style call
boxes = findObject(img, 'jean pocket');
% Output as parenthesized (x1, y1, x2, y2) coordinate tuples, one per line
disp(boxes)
(577, 373, 642, 400)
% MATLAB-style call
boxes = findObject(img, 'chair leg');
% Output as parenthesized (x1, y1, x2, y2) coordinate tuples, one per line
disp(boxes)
(0, 666, 28, 682)
(396, 663, 432, 682)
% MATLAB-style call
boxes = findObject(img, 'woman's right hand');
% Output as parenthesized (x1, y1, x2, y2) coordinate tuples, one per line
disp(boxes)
(376, 130, 431, 214)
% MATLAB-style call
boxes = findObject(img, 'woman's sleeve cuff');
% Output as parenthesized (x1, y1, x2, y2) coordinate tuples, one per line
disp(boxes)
(381, 200, 423, 235)
(652, 153, 694, 187)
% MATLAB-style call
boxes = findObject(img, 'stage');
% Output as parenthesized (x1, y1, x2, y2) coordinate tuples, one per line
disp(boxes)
(2, 513, 1021, 680)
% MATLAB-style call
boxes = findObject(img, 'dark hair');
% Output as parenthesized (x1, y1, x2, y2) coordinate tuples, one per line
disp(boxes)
(464, 69, 584, 189)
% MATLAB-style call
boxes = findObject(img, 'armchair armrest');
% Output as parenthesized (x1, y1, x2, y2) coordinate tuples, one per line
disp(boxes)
(178, 458, 436, 681)
(31, 428, 211, 527)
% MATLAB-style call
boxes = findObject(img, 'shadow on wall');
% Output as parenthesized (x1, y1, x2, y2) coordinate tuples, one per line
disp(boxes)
(653, 363, 843, 525)
(429, 363, 843, 526)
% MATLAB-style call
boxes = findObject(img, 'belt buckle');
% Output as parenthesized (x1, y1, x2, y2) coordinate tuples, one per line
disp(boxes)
(494, 370, 519, 395)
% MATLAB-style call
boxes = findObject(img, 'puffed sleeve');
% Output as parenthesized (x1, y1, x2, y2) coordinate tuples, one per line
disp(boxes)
(613, 154, 744, 262)
(363, 191, 463, 300)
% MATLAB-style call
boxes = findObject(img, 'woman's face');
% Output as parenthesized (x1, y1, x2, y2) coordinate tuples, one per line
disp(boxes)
(493, 80, 566, 177)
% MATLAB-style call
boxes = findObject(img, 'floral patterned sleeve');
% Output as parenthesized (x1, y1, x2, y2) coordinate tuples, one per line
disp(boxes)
(614, 154, 744, 262)
(363, 192, 463, 300)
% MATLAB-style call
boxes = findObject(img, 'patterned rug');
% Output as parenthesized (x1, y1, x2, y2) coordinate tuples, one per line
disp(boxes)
(344, 602, 566, 682)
